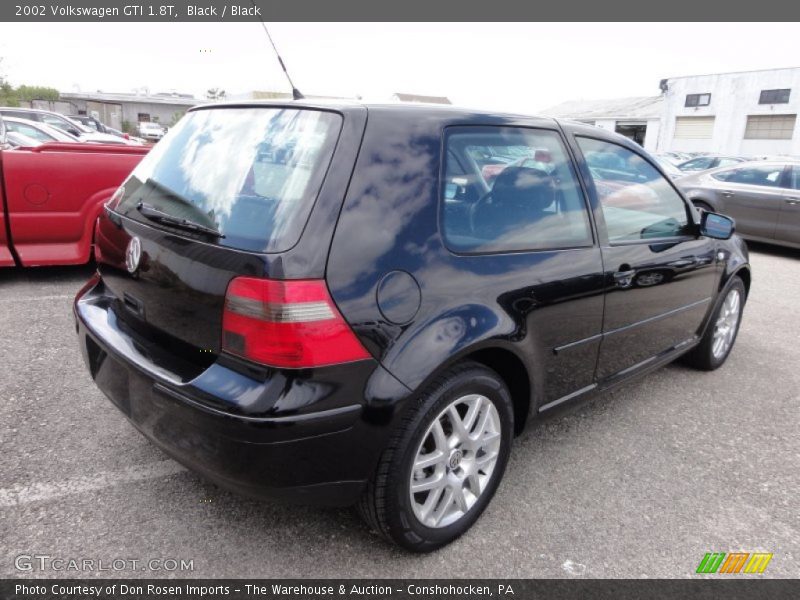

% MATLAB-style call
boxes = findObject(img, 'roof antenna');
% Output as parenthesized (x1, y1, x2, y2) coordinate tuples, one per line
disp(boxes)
(250, 2, 304, 100)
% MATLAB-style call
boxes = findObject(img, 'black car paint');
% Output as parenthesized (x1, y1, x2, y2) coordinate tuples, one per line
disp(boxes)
(75, 101, 750, 506)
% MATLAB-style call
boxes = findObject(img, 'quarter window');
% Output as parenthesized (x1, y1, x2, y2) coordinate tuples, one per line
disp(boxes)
(712, 165, 784, 187)
(759, 89, 791, 104)
(577, 137, 690, 243)
(441, 127, 592, 253)
(685, 93, 711, 107)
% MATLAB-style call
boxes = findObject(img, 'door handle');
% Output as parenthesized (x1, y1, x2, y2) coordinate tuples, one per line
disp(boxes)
(785, 197, 800, 205)
(721, 190, 735, 197)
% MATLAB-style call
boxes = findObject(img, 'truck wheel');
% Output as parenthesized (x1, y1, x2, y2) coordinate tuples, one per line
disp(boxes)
(358, 361, 513, 552)
(683, 277, 745, 371)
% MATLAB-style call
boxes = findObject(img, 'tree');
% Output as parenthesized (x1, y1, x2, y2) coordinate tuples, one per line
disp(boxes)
(207, 88, 226, 101)
(0, 60, 60, 106)
(169, 111, 186, 127)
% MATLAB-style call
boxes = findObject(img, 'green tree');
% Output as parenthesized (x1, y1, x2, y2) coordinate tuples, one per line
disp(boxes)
(0, 59, 60, 106)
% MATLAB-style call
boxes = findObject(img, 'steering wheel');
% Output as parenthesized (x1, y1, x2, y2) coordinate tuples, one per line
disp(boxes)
(469, 188, 496, 234)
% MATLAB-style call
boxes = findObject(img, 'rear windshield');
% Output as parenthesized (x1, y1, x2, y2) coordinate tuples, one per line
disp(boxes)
(116, 107, 342, 253)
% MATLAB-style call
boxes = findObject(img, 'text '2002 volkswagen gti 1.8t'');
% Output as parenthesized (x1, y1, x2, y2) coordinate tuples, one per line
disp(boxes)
(75, 101, 750, 552)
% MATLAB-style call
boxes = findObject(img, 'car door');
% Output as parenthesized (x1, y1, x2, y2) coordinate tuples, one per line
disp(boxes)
(776, 164, 800, 245)
(710, 163, 785, 240)
(570, 133, 720, 380)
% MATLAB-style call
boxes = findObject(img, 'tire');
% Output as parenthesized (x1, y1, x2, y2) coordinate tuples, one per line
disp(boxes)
(358, 361, 514, 552)
(691, 200, 713, 213)
(682, 277, 745, 370)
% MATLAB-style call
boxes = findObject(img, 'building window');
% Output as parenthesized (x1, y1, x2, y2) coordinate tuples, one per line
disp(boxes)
(674, 116, 715, 139)
(685, 93, 711, 107)
(137, 113, 151, 122)
(759, 89, 791, 104)
(743, 114, 797, 140)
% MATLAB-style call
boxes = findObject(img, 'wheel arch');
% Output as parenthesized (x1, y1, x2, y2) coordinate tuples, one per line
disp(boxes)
(457, 346, 532, 435)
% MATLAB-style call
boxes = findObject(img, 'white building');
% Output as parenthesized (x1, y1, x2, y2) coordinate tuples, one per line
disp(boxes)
(542, 67, 800, 158)
(658, 66, 800, 157)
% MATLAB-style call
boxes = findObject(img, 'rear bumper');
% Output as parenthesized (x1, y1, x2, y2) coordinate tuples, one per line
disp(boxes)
(74, 277, 387, 506)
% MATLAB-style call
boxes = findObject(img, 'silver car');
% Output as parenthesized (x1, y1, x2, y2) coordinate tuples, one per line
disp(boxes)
(678, 161, 800, 249)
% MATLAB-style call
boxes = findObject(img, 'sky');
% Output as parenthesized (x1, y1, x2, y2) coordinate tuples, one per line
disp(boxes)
(1, 22, 799, 113)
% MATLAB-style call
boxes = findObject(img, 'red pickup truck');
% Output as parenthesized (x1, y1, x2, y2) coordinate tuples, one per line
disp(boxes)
(0, 141, 148, 267)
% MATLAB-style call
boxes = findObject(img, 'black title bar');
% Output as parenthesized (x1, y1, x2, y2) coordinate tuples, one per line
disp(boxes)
(3, 0, 800, 21)
(2, 579, 800, 600)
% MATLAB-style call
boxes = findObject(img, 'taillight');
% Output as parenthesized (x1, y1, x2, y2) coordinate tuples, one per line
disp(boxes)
(222, 277, 370, 368)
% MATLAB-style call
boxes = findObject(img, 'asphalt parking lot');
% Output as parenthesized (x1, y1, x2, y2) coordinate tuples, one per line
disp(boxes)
(1, 243, 798, 579)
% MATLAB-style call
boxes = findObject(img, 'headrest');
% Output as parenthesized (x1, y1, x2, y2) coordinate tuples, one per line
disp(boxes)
(491, 166, 555, 210)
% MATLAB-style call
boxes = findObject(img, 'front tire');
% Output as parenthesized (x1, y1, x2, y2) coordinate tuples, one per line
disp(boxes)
(358, 361, 514, 552)
(683, 277, 745, 370)
(691, 200, 713, 213)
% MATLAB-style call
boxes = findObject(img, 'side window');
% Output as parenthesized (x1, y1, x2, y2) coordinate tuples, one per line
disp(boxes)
(441, 126, 593, 253)
(789, 165, 800, 190)
(712, 165, 783, 187)
(577, 137, 690, 243)
(41, 115, 71, 131)
(6, 122, 49, 142)
(680, 157, 713, 171)
(717, 157, 741, 168)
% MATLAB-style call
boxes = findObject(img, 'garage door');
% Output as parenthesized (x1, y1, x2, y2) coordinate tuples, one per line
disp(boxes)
(674, 116, 715, 139)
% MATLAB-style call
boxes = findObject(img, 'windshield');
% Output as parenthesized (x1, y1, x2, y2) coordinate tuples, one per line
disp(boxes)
(116, 107, 342, 253)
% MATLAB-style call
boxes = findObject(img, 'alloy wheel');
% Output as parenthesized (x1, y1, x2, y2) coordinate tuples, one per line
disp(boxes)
(712, 288, 741, 359)
(409, 394, 502, 528)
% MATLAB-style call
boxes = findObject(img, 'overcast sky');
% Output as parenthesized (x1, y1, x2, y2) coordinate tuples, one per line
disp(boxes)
(1, 22, 798, 112)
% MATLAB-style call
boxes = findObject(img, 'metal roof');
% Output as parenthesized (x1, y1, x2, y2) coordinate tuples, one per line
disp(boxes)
(540, 96, 664, 120)
(60, 92, 199, 106)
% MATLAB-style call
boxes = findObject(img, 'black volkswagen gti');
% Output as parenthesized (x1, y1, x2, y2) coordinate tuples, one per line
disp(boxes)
(75, 101, 750, 552)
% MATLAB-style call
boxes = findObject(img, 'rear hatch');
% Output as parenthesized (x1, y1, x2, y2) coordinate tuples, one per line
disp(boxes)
(96, 106, 346, 368)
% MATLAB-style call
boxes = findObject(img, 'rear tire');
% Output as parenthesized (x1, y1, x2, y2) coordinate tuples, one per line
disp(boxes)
(682, 277, 745, 370)
(358, 361, 513, 552)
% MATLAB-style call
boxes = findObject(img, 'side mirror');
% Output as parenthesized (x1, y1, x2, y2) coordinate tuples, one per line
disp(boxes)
(68, 127, 81, 137)
(700, 211, 735, 240)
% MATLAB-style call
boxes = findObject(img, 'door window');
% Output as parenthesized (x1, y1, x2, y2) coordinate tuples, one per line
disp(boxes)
(711, 165, 784, 187)
(717, 157, 742, 168)
(577, 137, 690, 243)
(679, 157, 714, 171)
(787, 165, 800, 190)
(441, 127, 593, 253)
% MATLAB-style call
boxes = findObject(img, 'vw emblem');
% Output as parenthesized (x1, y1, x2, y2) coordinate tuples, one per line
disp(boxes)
(448, 449, 463, 470)
(125, 236, 142, 273)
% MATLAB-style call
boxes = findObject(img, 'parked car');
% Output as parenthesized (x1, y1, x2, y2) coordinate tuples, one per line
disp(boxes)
(657, 151, 692, 165)
(677, 155, 746, 172)
(2, 116, 82, 144)
(137, 121, 166, 141)
(653, 155, 686, 179)
(678, 160, 800, 249)
(75, 102, 750, 552)
(0, 121, 150, 267)
(0, 107, 137, 145)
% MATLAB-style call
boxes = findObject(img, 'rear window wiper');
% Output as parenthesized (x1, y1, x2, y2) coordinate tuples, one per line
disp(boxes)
(136, 201, 225, 238)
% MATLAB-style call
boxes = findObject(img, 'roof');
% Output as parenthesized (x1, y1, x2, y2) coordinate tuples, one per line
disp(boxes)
(664, 65, 800, 81)
(392, 93, 452, 105)
(540, 96, 664, 120)
(194, 98, 557, 122)
(60, 91, 199, 106)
